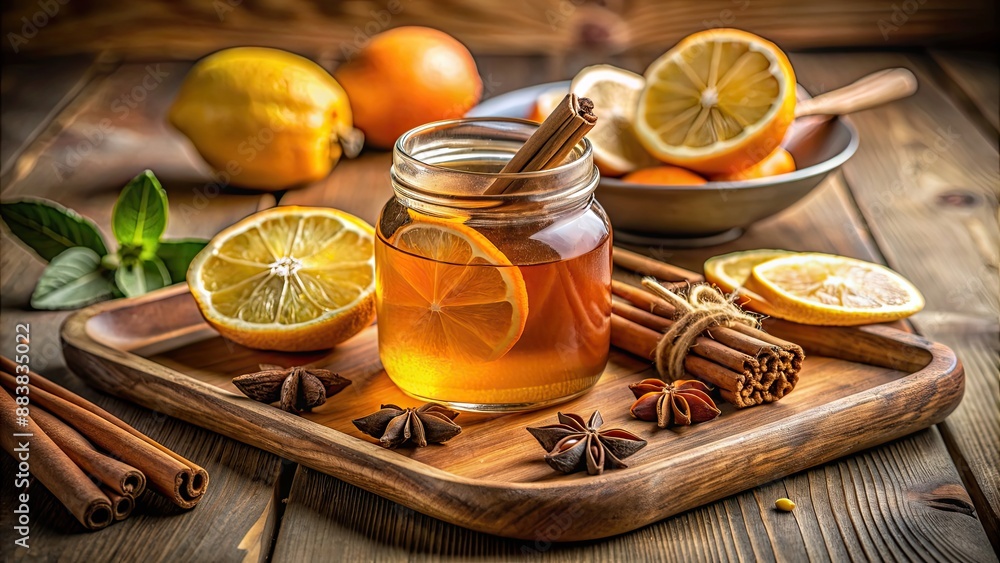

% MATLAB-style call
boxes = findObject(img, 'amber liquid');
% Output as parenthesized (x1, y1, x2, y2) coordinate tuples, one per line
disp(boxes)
(375, 229, 611, 410)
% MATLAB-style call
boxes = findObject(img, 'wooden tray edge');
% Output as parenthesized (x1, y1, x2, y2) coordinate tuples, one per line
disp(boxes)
(58, 286, 965, 541)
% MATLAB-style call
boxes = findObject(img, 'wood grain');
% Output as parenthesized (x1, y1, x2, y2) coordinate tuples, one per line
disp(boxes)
(272, 428, 985, 561)
(0, 0, 994, 61)
(793, 51, 1000, 547)
(59, 280, 963, 540)
(2, 49, 996, 559)
(0, 59, 284, 558)
(930, 50, 1000, 134)
(0, 55, 99, 174)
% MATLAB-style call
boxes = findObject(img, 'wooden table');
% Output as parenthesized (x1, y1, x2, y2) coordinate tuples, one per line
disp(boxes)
(1, 49, 997, 561)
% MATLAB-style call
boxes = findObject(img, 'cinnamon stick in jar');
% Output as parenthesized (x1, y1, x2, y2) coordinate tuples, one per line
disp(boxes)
(482, 93, 597, 195)
(0, 389, 113, 531)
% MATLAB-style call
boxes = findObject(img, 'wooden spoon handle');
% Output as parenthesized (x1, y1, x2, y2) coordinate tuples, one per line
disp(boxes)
(794, 68, 917, 118)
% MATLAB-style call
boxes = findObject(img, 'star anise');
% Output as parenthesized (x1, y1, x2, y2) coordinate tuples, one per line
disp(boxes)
(232, 364, 351, 414)
(628, 378, 721, 428)
(526, 411, 647, 475)
(352, 403, 462, 448)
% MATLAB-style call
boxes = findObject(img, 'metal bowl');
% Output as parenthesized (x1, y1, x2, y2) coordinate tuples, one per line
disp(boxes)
(468, 81, 859, 247)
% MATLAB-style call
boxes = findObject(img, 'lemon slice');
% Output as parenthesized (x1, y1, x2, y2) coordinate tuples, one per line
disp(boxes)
(571, 64, 658, 176)
(187, 206, 375, 351)
(377, 215, 528, 362)
(744, 253, 924, 325)
(704, 249, 796, 293)
(635, 29, 796, 175)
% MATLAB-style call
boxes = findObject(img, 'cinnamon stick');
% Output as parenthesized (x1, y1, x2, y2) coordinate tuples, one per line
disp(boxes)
(0, 389, 113, 530)
(0, 370, 205, 508)
(483, 93, 596, 195)
(610, 252, 803, 407)
(31, 406, 146, 498)
(0, 355, 208, 499)
(612, 300, 760, 375)
(101, 487, 135, 521)
(613, 247, 704, 283)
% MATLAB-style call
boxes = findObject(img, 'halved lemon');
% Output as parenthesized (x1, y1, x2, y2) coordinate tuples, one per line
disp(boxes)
(377, 215, 528, 362)
(635, 29, 796, 175)
(743, 253, 924, 326)
(187, 206, 375, 351)
(571, 64, 658, 176)
(704, 249, 796, 315)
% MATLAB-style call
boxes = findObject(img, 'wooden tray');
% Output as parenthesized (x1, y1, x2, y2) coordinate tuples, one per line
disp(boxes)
(61, 284, 963, 541)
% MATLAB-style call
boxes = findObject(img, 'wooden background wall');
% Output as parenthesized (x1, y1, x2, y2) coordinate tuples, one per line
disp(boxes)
(2, 0, 996, 62)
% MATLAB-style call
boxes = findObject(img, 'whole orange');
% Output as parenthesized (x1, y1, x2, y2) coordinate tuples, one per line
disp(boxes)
(712, 148, 796, 182)
(622, 165, 707, 185)
(335, 26, 483, 149)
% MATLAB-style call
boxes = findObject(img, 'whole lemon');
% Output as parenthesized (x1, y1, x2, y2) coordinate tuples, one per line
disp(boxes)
(335, 27, 482, 149)
(169, 47, 362, 191)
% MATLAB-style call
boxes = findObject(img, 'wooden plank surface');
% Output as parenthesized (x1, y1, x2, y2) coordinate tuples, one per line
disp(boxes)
(930, 50, 1000, 134)
(1, 0, 993, 61)
(0, 62, 284, 561)
(273, 428, 983, 561)
(0, 55, 100, 174)
(1, 50, 997, 560)
(277, 167, 994, 559)
(793, 51, 1000, 549)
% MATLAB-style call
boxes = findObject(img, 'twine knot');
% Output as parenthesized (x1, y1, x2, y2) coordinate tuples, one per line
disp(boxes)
(641, 277, 761, 380)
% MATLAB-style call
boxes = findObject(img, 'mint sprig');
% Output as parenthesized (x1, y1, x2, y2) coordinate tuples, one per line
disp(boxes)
(1, 170, 208, 310)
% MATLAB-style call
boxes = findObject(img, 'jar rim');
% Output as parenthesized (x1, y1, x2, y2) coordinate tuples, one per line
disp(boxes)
(393, 117, 595, 189)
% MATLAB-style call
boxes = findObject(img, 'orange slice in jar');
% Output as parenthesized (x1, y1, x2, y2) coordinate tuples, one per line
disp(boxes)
(635, 29, 796, 175)
(382, 214, 529, 361)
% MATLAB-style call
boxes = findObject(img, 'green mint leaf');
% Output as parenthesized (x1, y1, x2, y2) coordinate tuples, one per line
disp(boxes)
(156, 239, 207, 284)
(112, 170, 168, 253)
(1, 200, 108, 262)
(115, 255, 172, 297)
(31, 247, 114, 309)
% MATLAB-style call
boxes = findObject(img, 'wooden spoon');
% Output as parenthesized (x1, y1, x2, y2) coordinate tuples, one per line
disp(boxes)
(794, 67, 917, 118)
(785, 67, 917, 153)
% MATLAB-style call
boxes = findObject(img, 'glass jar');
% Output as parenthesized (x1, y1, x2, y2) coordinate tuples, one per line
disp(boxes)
(375, 118, 611, 412)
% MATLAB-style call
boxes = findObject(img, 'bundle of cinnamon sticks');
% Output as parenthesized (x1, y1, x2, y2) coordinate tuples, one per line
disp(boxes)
(0, 356, 207, 531)
(611, 248, 804, 408)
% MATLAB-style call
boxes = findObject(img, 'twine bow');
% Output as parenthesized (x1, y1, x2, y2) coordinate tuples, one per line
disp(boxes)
(641, 277, 761, 380)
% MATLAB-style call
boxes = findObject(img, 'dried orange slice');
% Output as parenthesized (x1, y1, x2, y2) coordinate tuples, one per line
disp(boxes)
(378, 215, 528, 361)
(743, 253, 924, 325)
(187, 206, 375, 351)
(570, 64, 658, 176)
(635, 29, 796, 175)
(704, 249, 796, 315)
